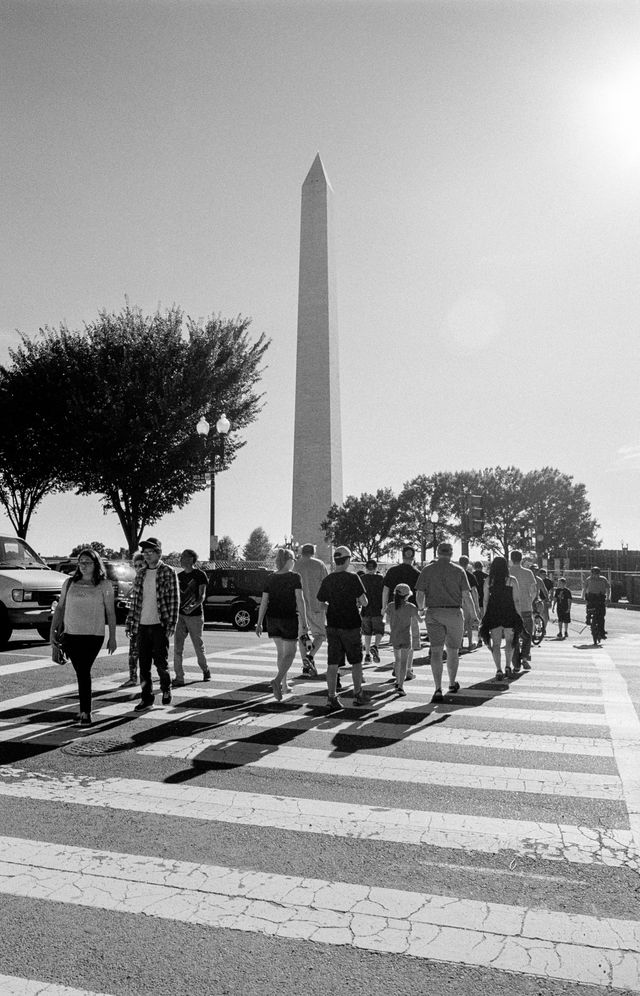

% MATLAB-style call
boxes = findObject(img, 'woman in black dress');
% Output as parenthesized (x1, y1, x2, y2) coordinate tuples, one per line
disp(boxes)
(256, 548, 309, 701)
(479, 556, 522, 681)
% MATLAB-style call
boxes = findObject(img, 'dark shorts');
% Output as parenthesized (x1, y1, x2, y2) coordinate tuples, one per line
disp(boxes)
(361, 614, 384, 636)
(326, 627, 362, 668)
(557, 609, 571, 624)
(267, 617, 298, 641)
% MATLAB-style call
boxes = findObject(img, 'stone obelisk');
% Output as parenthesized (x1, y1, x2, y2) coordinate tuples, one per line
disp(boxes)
(291, 154, 343, 563)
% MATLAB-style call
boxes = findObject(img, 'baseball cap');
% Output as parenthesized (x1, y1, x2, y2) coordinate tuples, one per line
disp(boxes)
(333, 546, 352, 559)
(394, 583, 412, 597)
(140, 537, 162, 553)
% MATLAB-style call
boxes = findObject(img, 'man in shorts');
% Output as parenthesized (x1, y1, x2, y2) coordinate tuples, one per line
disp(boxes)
(360, 559, 385, 663)
(294, 543, 328, 677)
(317, 546, 370, 710)
(583, 567, 610, 645)
(509, 551, 539, 671)
(382, 545, 421, 679)
(415, 541, 477, 703)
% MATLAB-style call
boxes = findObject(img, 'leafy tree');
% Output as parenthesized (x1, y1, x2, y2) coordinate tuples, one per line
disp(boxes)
(393, 473, 468, 560)
(321, 489, 398, 561)
(69, 541, 120, 559)
(521, 467, 600, 559)
(0, 371, 64, 538)
(216, 535, 238, 561)
(475, 466, 531, 557)
(4, 304, 269, 554)
(243, 527, 272, 561)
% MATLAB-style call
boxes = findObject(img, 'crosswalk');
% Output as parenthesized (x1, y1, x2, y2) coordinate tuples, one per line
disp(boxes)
(1, 636, 640, 993)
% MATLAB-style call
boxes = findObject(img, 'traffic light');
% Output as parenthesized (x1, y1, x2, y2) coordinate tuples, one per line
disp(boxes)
(469, 495, 484, 537)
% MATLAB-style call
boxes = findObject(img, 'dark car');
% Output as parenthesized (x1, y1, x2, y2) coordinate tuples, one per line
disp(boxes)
(203, 568, 269, 631)
(52, 559, 135, 622)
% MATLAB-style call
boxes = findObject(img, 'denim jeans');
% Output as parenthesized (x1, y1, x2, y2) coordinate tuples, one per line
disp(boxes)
(138, 624, 171, 702)
(173, 613, 208, 679)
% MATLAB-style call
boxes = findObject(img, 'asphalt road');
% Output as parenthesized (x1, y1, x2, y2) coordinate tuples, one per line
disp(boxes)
(0, 609, 639, 996)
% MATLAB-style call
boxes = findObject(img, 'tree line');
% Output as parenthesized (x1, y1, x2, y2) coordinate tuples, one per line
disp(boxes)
(321, 467, 599, 563)
(0, 305, 269, 554)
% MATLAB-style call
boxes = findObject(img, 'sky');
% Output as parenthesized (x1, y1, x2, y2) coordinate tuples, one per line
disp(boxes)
(2, 0, 640, 558)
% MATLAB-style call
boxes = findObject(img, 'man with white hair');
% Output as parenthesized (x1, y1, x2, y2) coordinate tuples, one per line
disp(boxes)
(293, 542, 328, 677)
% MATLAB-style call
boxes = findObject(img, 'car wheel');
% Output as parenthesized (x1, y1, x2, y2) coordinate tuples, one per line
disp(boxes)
(233, 605, 255, 631)
(36, 624, 51, 642)
(0, 608, 12, 649)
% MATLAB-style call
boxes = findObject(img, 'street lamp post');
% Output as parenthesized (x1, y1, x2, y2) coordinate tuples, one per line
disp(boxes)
(196, 413, 231, 562)
(430, 510, 439, 561)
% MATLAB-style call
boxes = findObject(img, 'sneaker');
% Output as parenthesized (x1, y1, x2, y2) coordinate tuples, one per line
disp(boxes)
(162, 689, 172, 705)
(364, 652, 372, 663)
(522, 661, 532, 671)
(302, 657, 318, 678)
(171, 677, 185, 688)
(202, 670, 211, 682)
(495, 670, 505, 681)
(397, 687, 407, 697)
(371, 646, 380, 663)
(448, 681, 460, 694)
(79, 712, 92, 726)
(134, 699, 154, 712)
(431, 689, 444, 703)
(505, 666, 513, 678)
(512, 664, 521, 673)
(121, 677, 137, 688)
(326, 695, 344, 711)
(353, 691, 371, 706)
(405, 671, 415, 681)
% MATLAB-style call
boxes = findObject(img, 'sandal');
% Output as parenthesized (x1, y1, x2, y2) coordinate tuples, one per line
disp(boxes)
(448, 681, 460, 694)
(431, 689, 444, 703)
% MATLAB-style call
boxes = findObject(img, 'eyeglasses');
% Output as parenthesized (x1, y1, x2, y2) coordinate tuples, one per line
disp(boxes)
(78, 559, 94, 566)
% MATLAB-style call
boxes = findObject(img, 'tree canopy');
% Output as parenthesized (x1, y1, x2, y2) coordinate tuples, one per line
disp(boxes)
(1, 305, 269, 551)
(69, 541, 121, 559)
(323, 468, 599, 562)
(243, 527, 272, 561)
(321, 489, 399, 561)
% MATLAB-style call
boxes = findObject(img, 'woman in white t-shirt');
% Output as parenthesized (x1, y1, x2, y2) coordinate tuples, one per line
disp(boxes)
(51, 548, 117, 726)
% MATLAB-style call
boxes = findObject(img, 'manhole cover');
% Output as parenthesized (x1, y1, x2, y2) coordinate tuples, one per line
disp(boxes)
(62, 737, 134, 757)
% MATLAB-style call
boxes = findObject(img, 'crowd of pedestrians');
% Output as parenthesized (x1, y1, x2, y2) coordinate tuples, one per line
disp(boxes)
(50, 535, 611, 721)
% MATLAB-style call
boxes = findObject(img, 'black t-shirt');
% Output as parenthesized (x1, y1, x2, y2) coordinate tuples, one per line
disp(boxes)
(263, 571, 302, 619)
(473, 570, 488, 606)
(382, 564, 420, 605)
(317, 571, 366, 629)
(360, 573, 384, 616)
(555, 587, 572, 612)
(179, 568, 208, 616)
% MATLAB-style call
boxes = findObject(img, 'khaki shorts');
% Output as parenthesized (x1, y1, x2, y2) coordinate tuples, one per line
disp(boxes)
(425, 607, 464, 649)
(306, 608, 327, 641)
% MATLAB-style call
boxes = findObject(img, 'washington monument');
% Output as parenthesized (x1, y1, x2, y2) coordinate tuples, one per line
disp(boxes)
(291, 154, 343, 562)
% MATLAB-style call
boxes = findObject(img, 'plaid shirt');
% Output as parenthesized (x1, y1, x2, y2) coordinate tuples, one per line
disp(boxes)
(127, 561, 180, 637)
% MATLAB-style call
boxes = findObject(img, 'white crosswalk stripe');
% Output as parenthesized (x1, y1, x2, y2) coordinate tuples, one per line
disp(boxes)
(2, 636, 639, 992)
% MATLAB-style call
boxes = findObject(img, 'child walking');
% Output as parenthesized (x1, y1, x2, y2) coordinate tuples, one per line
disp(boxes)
(552, 578, 572, 640)
(384, 583, 419, 696)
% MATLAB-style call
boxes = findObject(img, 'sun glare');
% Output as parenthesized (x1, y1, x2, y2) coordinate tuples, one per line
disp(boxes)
(591, 63, 640, 167)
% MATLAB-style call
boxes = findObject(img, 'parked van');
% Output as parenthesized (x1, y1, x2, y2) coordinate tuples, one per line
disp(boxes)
(0, 535, 69, 648)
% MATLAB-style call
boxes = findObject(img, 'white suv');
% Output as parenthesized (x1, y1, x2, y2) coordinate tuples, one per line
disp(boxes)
(0, 535, 69, 648)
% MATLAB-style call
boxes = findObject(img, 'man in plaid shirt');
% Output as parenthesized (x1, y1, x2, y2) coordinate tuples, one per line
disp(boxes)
(126, 536, 179, 710)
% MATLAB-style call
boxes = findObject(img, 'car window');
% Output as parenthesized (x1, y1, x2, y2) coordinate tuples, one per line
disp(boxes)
(0, 537, 49, 570)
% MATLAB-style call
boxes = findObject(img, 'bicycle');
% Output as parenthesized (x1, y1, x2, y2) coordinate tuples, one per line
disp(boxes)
(530, 598, 546, 646)
(586, 602, 606, 646)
